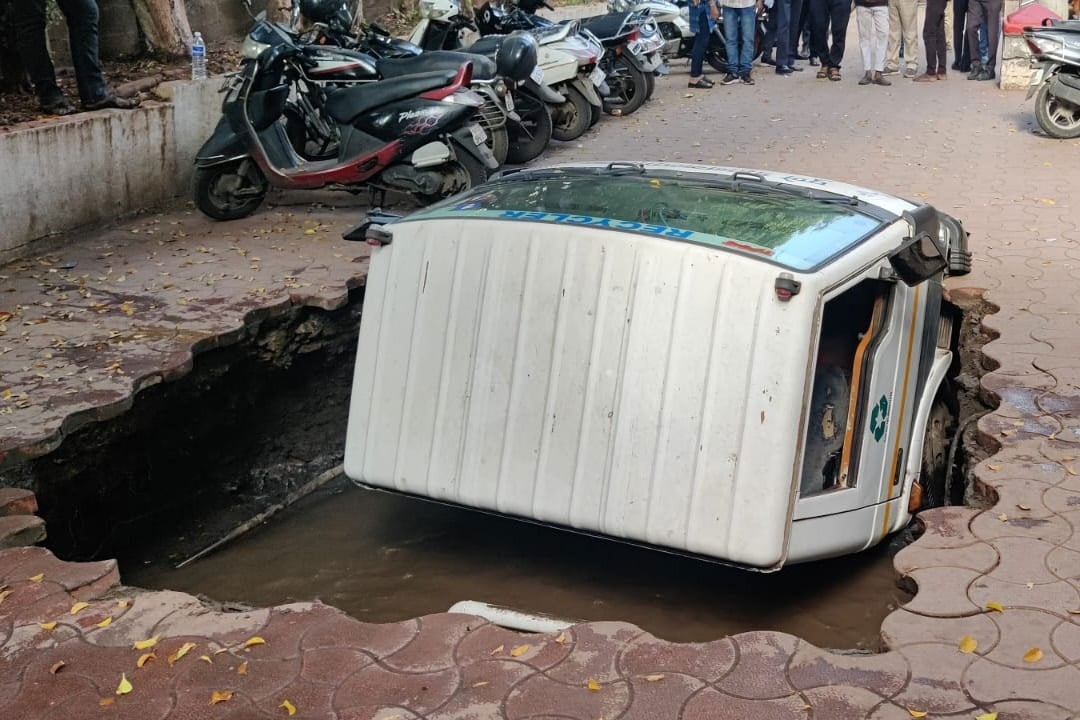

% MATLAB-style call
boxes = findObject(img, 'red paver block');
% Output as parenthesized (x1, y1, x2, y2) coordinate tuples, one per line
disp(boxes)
(0, 514, 46, 549)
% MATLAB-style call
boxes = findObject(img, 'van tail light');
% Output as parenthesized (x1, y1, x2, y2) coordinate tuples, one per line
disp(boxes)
(774, 273, 801, 301)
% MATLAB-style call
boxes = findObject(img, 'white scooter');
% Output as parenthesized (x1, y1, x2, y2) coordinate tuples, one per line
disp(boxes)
(410, 0, 608, 141)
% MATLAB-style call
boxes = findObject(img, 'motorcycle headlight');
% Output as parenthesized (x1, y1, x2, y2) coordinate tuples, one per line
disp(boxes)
(241, 36, 271, 60)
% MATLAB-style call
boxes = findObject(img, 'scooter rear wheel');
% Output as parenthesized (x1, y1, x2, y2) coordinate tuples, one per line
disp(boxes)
(413, 145, 488, 205)
(706, 36, 729, 74)
(1035, 82, 1080, 139)
(551, 85, 593, 142)
(194, 159, 268, 221)
(602, 56, 649, 116)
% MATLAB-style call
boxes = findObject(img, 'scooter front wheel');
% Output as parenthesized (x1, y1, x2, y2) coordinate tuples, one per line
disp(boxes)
(506, 93, 554, 164)
(194, 160, 268, 221)
(1034, 82, 1080, 139)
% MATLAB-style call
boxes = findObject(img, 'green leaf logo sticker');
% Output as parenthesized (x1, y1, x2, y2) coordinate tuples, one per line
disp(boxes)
(870, 395, 889, 442)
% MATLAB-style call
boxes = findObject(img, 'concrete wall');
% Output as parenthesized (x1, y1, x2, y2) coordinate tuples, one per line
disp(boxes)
(0, 79, 220, 261)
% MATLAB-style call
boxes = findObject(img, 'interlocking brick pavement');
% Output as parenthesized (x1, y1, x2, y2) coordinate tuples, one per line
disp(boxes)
(3, 23, 1080, 718)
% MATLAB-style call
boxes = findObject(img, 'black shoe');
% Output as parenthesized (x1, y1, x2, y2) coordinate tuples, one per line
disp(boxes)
(721, 73, 740, 85)
(687, 78, 713, 88)
(39, 94, 75, 115)
(809, 57, 820, 66)
(975, 66, 995, 81)
(761, 54, 776, 66)
(83, 94, 141, 111)
(794, 52, 810, 60)
(967, 62, 982, 80)
(740, 73, 755, 85)
(788, 64, 804, 71)
(775, 65, 794, 75)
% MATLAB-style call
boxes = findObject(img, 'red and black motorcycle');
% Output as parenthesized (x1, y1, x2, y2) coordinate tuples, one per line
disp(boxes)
(193, 15, 497, 220)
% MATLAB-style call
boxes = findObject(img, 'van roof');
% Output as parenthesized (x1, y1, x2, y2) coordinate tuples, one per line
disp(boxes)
(407, 162, 910, 273)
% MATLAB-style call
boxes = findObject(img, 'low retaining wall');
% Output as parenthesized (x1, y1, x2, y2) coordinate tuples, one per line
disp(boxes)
(0, 79, 220, 262)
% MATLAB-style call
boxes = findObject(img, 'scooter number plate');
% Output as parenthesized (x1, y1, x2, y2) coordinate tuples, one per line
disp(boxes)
(530, 66, 544, 84)
(504, 92, 514, 112)
(589, 66, 606, 87)
(470, 124, 488, 146)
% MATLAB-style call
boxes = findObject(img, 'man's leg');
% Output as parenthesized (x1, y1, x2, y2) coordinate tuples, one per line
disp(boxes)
(899, 0, 919, 74)
(855, 5, 873, 77)
(885, 0, 902, 72)
(774, 0, 793, 68)
(13, 0, 69, 110)
(57, 0, 107, 106)
(982, 0, 999, 69)
(952, 0, 970, 70)
(739, 6, 756, 75)
(827, 0, 850, 68)
(944, 0, 952, 50)
(789, 0, 806, 57)
(809, 0, 830, 67)
(966, 0, 985, 73)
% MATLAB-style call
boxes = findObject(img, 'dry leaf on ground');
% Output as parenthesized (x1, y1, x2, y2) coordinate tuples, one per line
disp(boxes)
(243, 636, 266, 648)
(133, 636, 158, 650)
(69, 602, 89, 615)
(959, 636, 978, 654)
(49, 661, 65, 674)
(281, 699, 297, 716)
(510, 644, 530, 657)
(985, 602, 1004, 613)
(137, 653, 156, 668)
(116, 673, 133, 695)
(169, 641, 197, 664)
(1023, 648, 1043, 663)
(210, 690, 233, 705)
(587, 678, 601, 691)
(39, 621, 57, 631)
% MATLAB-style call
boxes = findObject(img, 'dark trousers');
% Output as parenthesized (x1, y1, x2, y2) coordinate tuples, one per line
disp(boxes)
(690, 12, 710, 76)
(923, 0, 948, 73)
(952, 0, 971, 69)
(15, 0, 106, 105)
(810, 0, 850, 68)
(772, 0, 792, 66)
(966, 0, 1001, 70)
(790, 0, 806, 54)
(764, 0, 802, 61)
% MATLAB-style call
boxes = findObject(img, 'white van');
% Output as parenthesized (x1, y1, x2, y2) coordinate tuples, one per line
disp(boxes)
(342, 162, 972, 570)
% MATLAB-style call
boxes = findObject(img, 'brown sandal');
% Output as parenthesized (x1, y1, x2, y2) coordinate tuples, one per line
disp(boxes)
(816, 67, 828, 79)
(912, 72, 938, 82)
(828, 67, 841, 81)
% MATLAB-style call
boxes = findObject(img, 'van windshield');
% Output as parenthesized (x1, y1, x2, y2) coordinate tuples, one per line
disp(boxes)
(408, 173, 885, 271)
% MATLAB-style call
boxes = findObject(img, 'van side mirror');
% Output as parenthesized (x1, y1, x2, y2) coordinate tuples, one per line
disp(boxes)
(889, 206, 947, 286)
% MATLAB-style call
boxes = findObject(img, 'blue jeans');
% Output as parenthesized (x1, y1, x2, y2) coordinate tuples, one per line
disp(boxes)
(15, 0, 107, 106)
(723, 6, 756, 76)
(690, 12, 710, 76)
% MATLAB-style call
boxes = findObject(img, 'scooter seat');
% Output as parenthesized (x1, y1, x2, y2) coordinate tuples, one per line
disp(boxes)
(323, 69, 459, 124)
(578, 12, 632, 41)
(377, 51, 497, 81)
(463, 35, 505, 57)
(1047, 19, 1080, 31)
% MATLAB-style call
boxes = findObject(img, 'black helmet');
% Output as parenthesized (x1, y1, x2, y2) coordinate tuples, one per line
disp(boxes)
(495, 31, 539, 83)
(298, 0, 353, 31)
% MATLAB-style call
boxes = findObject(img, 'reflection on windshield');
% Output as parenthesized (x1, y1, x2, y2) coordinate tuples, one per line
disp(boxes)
(411, 176, 884, 271)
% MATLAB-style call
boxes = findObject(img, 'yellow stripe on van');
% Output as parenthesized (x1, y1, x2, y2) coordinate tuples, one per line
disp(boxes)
(881, 284, 922, 537)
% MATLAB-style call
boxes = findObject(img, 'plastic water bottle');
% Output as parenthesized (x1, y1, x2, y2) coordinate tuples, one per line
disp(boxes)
(191, 32, 207, 81)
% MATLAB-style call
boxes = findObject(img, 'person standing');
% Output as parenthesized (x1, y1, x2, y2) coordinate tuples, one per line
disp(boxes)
(810, 0, 852, 80)
(915, 0, 948, 80)
(951, 0, 971, 71)
(722, 0, 765, 83)
(966, 0, 997, 81)
(855, 0, 890, 85)
(688, 0, 719, 88)
(883, 0, 918, 77)
(14, 0, 139, 114)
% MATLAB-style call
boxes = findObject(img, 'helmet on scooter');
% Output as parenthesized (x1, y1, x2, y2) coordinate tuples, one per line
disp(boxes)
(495, 31, 539, 83)
(297, 0, 354, 31)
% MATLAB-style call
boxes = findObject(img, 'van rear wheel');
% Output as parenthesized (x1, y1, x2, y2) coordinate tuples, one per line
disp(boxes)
(919, 397, 957, 509)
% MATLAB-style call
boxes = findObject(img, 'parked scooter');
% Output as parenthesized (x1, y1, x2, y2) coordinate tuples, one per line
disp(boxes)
(609, 0, 764, 73)
(1024, 19, 1080, 139)
(480, 0, 664, 115)
(410, 0, 606, 142)
(194, 12, 497, 220)
(288, 0, 538, 166)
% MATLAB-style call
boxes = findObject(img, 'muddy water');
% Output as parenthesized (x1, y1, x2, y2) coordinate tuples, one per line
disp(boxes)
(127, 481, 911, 650)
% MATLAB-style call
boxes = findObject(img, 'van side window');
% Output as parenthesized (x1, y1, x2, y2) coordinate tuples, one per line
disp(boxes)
(800, 280, 891, 496)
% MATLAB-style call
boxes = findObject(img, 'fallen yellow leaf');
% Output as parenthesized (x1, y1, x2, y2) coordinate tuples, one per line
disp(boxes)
(1017, 504, 1031, 511)
(133, 636, 158, 650)
(0, 589, 11, 605)
(510, 644, 530, 657)
(169, 641, 197, 664)
(39, 621, 57, 631)
(49, 660, 65, 674)
(237, 661, 248, 675)
(99, 698, 115, 707)
(137, 653, 156, 668)
(645, 674, 665, 682)
(587, 678, 601, 691)
(985, 602, 1004, 613)
(95, 617, 113, 629)
(986, 464, 1000, 471)
(116, 673, 133, 695)
(490, 644, 504, 656)
(472, 681, 489, 688)
(210, 690, 233, 705)
(1041, 198, 1057, 205)
(975, 713, 998, 720)
(199, 655, 213, 664)
(29, 573, 44, 583)
(281, 699, 297, 716)
(959, 635, 978, 654)
(116, 599, 130, 609)
(69, 602, 89, 615)
(304, 229, 316, 235)
(554, 632, 566, 645)
(1068, 466, 1078, 476)
(997, 513, 1008, 522)
(908, 710, 927, 718)
(1023, 647, 1043, 663)
(243, 636, 266, 648)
